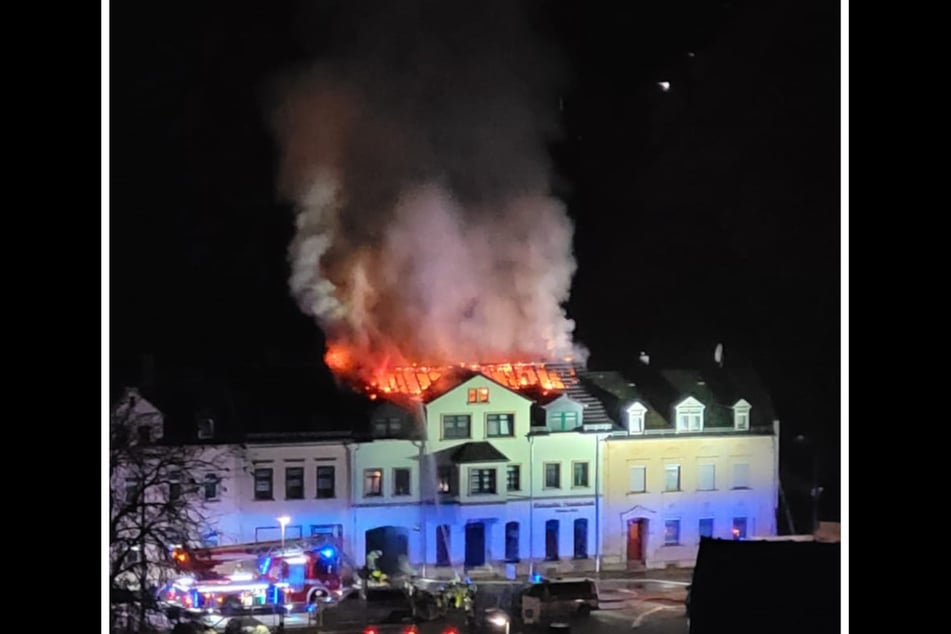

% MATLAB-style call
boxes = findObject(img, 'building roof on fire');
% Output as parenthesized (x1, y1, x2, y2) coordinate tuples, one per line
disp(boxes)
(450, 441, 510, 463)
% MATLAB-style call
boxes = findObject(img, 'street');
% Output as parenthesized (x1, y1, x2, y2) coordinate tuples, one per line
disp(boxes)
(190, 577, 690, 633)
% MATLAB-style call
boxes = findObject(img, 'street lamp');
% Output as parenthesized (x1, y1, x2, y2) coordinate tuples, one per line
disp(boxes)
(276, 515, 291, 631)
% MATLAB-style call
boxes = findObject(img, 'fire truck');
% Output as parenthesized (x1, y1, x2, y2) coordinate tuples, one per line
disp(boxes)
(163, 535, 349, 613)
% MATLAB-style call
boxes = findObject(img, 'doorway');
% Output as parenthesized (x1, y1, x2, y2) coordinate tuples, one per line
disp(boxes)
(465, 522, 486, 567)
(626, 518, 646, 563)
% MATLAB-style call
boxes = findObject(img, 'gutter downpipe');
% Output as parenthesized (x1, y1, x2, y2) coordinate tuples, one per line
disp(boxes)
(528, 433, 535, 579)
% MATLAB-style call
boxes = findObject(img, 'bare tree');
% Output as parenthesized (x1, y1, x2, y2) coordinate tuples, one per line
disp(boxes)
(109, 389, 240, 632)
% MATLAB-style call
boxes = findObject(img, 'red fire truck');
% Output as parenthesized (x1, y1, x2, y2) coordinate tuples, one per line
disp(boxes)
(165, 536, 348, 612)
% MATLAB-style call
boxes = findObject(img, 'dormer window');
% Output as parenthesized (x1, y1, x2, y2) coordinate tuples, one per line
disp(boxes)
(197, 418, 214, 439)
(675, 397, 705, 432)
(626, 402, 647, 435)
(373, 417, 403, 437)
(733, 399, 751, 430)
(548, 411, 579, 432)
(467, 387, 490, 403)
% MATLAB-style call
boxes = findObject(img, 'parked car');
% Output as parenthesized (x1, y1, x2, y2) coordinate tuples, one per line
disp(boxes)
(518, 577, 599, 624)
(317, 587, 417, 630)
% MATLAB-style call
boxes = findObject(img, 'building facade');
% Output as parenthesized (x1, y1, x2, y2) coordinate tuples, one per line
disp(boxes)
(112, 360, 780, 577)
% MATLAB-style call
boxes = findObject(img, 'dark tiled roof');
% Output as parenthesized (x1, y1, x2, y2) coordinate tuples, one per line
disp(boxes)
(450, 441, 510, 463)
(577, 364, 777, 431)
(545, 362, 615, 426)
(577, 371, 670, 429)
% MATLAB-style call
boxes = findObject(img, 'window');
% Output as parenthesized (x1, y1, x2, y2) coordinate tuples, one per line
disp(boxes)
(627, 403, 647, 434)
(664, 519, 681, 545)
(137, 426, 151, 444)
(733, 463, 751, 489)
(197, 418, 214, 439)
(545, 520, 559, 560)
(629, 413, 644, 434)
(254, 468, 273, 500)
(393, 468, 411, 496)
(467, 387, 490, 403)
(373, 417, 402, 436)
(573, 518, 588, 559)
(699, 518, 714, 539)
(572, 462, 590, 488)
(316, 466, 335, 498)
(733, 400, 751, 430)
(469, 468, 497, 495)
(735, 412, 749, 430)
(544, 463, 561, 489)
(676, 399, 705, 432)
(436, 525, 451, 566)
(678, 411, 702, 431)
(629, 466, 646, 493)
(437, 465, 452, 494)
(168, 471, 182, 501)
(698, 464, 716, 491)
(505, 521, 520, 561)
(732, 517, 748, 539)
(548, 411, 579, 431)
(664, 464, 681, 492)
(285, 467, 304, 499)
(506, 465, 521, 491)
(486, 413, 514, 437)
(125, 478, 140, 504)
(364, 468, 383, 497)
(442, 415, 471, 439)
(203, 474, 220, 500)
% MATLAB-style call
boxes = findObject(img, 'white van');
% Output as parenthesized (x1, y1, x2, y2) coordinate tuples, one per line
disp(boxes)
(519, 578, 599, 624)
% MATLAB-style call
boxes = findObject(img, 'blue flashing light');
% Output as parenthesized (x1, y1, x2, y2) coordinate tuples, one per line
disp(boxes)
(260, 556, 272, 574)
(531, 573, 543, 583)
(319, 546, 336, 559)
(271, 585, 279, 605)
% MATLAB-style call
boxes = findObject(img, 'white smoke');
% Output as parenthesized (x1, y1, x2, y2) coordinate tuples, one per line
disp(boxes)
(271, 1, 587, 377)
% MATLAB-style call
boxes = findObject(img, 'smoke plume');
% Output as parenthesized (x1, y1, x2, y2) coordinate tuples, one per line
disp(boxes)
(271, 1, 586, 382)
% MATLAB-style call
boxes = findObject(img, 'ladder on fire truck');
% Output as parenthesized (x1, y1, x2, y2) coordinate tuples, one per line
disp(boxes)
(186, 534, 354, 569)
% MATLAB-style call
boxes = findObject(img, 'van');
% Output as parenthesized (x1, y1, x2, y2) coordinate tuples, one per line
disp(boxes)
(519, 577, 598, 624)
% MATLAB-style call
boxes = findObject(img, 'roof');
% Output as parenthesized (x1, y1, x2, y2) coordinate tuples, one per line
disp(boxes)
(577, 364, 777, 431)
(450, 441, 510, 463)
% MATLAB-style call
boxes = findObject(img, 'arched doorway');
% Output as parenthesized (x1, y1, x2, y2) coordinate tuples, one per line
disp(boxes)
(364, 526, 409, 575)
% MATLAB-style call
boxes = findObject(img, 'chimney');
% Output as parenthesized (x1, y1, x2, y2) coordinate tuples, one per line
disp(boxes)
(714, 343, 724, 368)
(639, 351, 650, 366)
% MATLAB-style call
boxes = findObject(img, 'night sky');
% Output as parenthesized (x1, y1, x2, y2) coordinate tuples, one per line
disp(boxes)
(109, 1, 841, 524)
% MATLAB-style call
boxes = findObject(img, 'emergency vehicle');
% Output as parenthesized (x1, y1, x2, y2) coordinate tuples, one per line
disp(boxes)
(162, 535, 348, 612)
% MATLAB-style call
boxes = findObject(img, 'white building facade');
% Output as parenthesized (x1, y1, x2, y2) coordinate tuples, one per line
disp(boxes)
(113, 362, 780, 577)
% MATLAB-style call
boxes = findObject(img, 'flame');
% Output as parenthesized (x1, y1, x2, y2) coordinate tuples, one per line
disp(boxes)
(327, 346, 572, 401)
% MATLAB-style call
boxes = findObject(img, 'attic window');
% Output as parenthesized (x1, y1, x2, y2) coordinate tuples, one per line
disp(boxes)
(675, 397, 705, 432)
(733, 400, 751, 431)
(467, 387, 490, 403)
(627, 402, 647, 435)
(548, 411, 579, 432)
(197, 418, 214, 439)
(137, 426, 151, 444)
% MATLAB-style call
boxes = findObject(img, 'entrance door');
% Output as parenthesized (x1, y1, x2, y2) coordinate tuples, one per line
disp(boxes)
(465, 522, 486, 567)
(627, 519, 645, 562)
